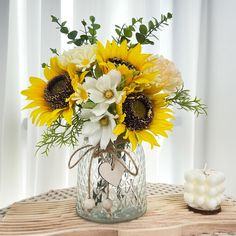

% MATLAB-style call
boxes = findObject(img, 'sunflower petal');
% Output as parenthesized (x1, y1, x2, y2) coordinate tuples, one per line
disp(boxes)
(136, 130, 159, 148)
(44, 66, 58, 80)
(30, 108, 45, 124)
(63, 108, 73, 125)
(50, 57, 65, 75)
(47, 109, 62, 126)
(128, 131, 138, 151)
(29, 77, 46, 87)
(67, 64, 77, 80)
(22, 101, 42, 110)
(113, 124, 126, 136)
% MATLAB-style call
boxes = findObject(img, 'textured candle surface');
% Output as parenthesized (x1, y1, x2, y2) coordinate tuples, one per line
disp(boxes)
(184, 169, 225, 211)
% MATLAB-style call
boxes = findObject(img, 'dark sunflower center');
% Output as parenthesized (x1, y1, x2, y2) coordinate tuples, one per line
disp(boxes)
(44, 75, 74, 110)
(123, 92, 153, 131)
(108, 57, 136, 70)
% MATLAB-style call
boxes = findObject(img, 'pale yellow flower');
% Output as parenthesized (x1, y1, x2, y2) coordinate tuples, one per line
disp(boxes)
(150, 55, 183, 94)
(59, 44, 96, 71)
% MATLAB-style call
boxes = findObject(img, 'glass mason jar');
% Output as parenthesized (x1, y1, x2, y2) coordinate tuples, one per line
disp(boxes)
(76, 142, 147, 223)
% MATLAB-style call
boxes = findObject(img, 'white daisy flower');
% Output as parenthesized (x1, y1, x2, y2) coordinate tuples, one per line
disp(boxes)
(81, 111, 117, 149)
(59, 44, 96, 71)
(83, 70, 122, 115)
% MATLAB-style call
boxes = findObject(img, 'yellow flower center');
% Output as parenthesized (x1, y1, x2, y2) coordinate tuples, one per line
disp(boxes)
(81, 58, 90, 66)
(100, 116, 109, 126)
(104, 90, 114, 99)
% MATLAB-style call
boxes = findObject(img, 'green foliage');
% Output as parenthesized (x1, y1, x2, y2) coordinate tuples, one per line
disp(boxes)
(50, 48, 59, 55)
(135, 33, 146, 44)
(113, 13, 172, 46)
(68, 30, 78, 39)
(94, 63, 103, 78)
(51, 15, 101, 46)
(36, 111, 85, 156)
(117, 76, 126, 91)
(139, 24, 148, 34)
(108, 103, 117, 115)
(41, 63, 48, 68)
(51, 15, 58, 22)
(82, 100, 96, 109)
(166, 86, 207, 116)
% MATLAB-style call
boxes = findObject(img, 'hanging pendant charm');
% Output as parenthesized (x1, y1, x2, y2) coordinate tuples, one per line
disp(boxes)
(98, 159, 125, 187)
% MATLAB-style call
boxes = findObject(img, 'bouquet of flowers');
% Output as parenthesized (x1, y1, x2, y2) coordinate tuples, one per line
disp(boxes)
(22, 13, 206, 154)
(21, 13, 206, 223)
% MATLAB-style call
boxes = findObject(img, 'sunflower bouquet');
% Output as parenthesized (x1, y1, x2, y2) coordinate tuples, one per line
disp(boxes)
(22, 13, 206, 154)
(21, 13, 206, 223)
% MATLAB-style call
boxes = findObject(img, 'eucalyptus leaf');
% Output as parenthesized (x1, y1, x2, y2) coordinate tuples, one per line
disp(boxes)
(80, 34, 88, 40)
(90, 16, 95, 23)
(74, 39, 82, 46)
(88, 27, 95, 35)
(124, 28, 132, 37)
(148, 20, 154, 30)
(61, 21, 67, 26)
(51, 15, 58, 22)
(93, 24, 100, 30)
(167, 12, 173, 18)
(68, 30, 78, 39)
(136, 32, 145, 43)
(132, 18, 136, 25)
(115, 29, 121, 35)
(139, 24, 147, 34)
(129, 26, 135, 31)
(81, 20, 87, 26)
(60, 27, 69, 34)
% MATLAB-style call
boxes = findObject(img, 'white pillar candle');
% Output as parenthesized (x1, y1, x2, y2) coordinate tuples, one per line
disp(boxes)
(184, 168, 225, 212)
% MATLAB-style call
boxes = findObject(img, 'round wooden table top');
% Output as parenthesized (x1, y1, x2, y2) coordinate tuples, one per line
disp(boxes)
(0, 183, 236, 236)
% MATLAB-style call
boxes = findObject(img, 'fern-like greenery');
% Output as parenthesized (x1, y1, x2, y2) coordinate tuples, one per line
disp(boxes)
(36, 109, 85, 156)
(166, 86, 207, 116)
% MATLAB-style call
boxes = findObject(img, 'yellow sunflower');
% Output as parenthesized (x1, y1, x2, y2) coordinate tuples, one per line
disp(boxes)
(96, 40, 158, 86)
(113, 84, 174, 151)
(21, 57, 87, 127)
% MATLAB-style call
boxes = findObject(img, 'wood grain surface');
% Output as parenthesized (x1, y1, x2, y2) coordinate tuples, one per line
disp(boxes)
(0, 194, 236, 236)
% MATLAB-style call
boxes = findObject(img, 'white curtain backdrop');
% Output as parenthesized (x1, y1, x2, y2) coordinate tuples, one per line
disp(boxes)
(1, 0, 236, 208)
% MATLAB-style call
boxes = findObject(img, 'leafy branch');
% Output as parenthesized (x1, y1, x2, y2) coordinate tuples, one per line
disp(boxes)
(50, 48, 59, 56)
(113, 17, 143, 44)
(166, 87, 207, 116)
(51, 15, 101, 46)
(36, 111, 85, 156)
(113, 12, 172, 46)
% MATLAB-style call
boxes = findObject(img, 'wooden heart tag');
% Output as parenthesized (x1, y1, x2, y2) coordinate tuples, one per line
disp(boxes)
(98, 160, 125, 187)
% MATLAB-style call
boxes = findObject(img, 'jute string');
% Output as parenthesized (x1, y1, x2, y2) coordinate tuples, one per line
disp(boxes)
(68, 143, 139, 199)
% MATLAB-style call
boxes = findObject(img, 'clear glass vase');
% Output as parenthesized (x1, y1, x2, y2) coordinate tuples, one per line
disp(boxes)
(76, 143, 147, 223)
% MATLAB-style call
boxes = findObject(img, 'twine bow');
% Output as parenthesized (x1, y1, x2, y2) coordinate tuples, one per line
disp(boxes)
(68, 143, 139, 176)
(68, 143, 139, 199)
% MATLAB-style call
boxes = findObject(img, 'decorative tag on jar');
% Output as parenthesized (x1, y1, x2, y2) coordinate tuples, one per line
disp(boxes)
(98, 159, 125, 187)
